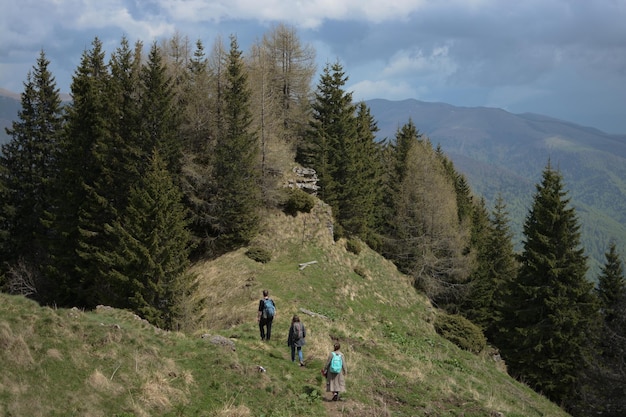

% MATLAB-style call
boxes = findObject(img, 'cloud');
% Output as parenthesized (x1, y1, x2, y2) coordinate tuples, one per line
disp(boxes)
(382, 44, 457, 79)
(350, 78, 420, 102)
(1, 0, 625, 132)
(157, 0, 430, 28)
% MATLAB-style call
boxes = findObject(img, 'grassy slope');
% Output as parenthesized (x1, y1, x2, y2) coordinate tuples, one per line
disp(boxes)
(0, 201, 570, 417)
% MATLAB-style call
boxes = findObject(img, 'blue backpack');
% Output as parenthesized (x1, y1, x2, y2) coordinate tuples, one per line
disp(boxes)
(263, 299, 275, 319)
(330, 352, 343, 374)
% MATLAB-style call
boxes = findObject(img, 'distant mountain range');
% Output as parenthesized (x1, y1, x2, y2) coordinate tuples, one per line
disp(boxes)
(366, 98, 626, 277)
(1, 89, 624, 278)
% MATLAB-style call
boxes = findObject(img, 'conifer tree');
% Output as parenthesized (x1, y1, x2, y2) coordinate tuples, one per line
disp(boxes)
(299, 61, 356, 212)
(379, 120, 421, 260)
(340, 102, 382, 241)
(485, 195, 519, 341)
(463, 195, 518, 340)
(567, 242, 626, 416)
(140, 42, 181, 174)
(459, 198, 493, 319)
(107, 37, 144, 210)
(0, 50, 64, 297)
(179, 40, 217, 257)
(500, 162, 598, 404)
(211, 35, 261, 252)
(596, 242, 626, 322)
(104, 150, 195, 330)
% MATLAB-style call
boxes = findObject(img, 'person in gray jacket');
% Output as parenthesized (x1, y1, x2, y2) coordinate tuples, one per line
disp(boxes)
(287, 315, 306, 366)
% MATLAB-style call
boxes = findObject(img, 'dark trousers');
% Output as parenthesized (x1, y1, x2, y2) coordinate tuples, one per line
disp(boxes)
(259, 317, 273, 340)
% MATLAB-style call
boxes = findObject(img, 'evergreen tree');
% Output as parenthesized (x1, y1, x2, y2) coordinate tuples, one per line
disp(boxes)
(179, 40, 217, 257)
(211, 35, 261, 251)
(104, 151, 195, 330)
(596, 242, 626, 322)
(340, 102, 382, 241)
(500, 162, 598, 404)
(0, 50, 64, 298)
(463, 195, 518, 341)
(107, 37, 144, 210)
(459, 198, 493, 318)
(485, 195, 519, 342)
(299, 61, 356, 212)
(140, 42, 181, 174)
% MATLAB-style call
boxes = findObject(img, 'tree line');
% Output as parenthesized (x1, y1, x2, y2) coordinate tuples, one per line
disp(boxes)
(0, 25, 624, 416)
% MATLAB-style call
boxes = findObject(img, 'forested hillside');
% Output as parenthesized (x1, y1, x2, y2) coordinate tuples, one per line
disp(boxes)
(367, 98, 626, 277)
(1, 25, 624, 416)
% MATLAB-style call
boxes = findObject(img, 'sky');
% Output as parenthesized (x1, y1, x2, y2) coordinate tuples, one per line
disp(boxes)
(1, 0, 625, 134)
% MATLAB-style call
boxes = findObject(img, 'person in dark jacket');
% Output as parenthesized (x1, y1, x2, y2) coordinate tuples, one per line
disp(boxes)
(287, 315, 306, 366)
(257, 290, 275, 341)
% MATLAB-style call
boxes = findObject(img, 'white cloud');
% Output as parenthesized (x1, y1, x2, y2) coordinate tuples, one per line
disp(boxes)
(383, 44, 457, 79)
(350, 78, 419, 101)
(157, 0, 430, 28)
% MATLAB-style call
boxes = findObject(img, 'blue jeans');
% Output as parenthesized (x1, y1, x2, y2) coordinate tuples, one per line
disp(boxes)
(291, 345, 303, 362)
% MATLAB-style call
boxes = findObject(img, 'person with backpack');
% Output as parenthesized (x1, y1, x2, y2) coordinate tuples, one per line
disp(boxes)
(257, 290, 276, 341)
(287, 315, 306, 366)
(323, 342, 346, 401)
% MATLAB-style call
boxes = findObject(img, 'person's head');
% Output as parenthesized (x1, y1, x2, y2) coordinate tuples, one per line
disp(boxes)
(333, 343, 340, 351)
(263, 290, 269, 297)
(292, 315, 300, 323)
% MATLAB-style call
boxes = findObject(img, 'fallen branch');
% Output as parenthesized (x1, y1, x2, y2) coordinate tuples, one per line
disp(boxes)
(298, 260, 318, 270)
(299, 308, 330, 320)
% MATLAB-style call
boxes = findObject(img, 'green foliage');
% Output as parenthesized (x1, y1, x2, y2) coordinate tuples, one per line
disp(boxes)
(103, 150, 193, 330)
(499, 162, 599, 405)
(434, 313, 487, 353)
(345, 238, 362, 255)
(462, 195, 519, 343)
(0, 50, 64, 298)
(282, 187, 315, 216)
(245, 246, 272, 263)
(211, 35, 261, 252)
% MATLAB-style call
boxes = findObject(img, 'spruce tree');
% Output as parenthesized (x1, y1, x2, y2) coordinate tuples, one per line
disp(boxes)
(211, 35, 261, 252)
(104, 150, 195, 330)
(1, 50, 64, 300)
(140, 42, 181, 174)
(463, 195, 518, 341)
(107, 37, 144, 210)
(340, 102, 382, 242)
(300, 61, 356, 212)
(501, 162, 598, 404)
(596, 242, 626, 322)
(51, 37, 117, 307)
(485, 195, 519, 342)
(179, 40, 217, 257)
(460, 198, 493, 320)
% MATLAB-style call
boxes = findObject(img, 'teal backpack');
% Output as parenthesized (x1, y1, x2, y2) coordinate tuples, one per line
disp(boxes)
(329, 352, 343, 374)
(263, 299, 275, 319)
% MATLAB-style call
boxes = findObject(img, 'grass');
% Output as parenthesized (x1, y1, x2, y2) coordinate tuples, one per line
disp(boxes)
(0, 201, 571, 416)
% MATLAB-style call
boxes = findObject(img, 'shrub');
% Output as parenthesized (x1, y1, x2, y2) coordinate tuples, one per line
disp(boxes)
(434, 313, 486, 353)
(346, 238, 362, 255)
(245, 247, 271, 263)
(283, 188, 315, 216)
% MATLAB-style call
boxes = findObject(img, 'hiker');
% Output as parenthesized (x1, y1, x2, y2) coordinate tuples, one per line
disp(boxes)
(257, 290, 275, 341)
(287, 315, 306, 366)
(323, 342, 346, 401)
